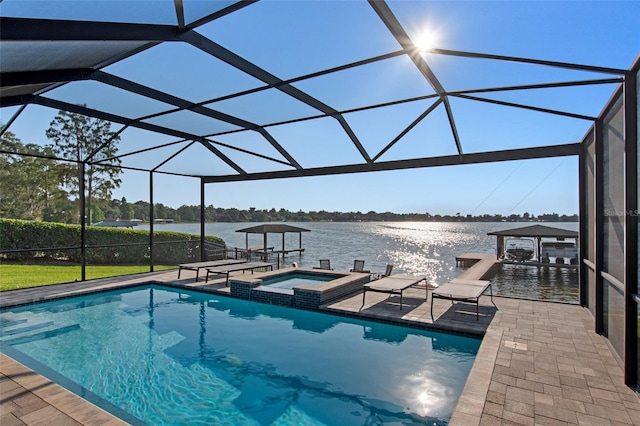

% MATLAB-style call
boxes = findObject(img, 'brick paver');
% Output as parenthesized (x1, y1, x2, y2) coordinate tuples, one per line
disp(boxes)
(1, 269, 639, 425)
(0, 354, 127, 426)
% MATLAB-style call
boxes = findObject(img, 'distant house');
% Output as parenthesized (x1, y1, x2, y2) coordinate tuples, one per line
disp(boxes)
(153, 219, 174, 224)
(93, 219, 139, 229)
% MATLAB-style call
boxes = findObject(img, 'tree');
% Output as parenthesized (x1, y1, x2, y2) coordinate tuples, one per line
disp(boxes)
(46, 110, 122, 224)
(119, 197, 134, 220)
(132, 201, 150, 222)
(177, 204, 195, 222)
(205, 205, 218, 222)
(0, 130, 69, 220)
(92, 205, 106, 222)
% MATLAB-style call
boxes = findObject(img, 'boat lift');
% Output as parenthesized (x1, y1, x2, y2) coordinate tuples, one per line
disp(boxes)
(487, 224, 579, 267)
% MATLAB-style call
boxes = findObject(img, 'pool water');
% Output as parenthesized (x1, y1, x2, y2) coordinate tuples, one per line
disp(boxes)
(260, 272, 335, 290)
(0, 285, 480, 425)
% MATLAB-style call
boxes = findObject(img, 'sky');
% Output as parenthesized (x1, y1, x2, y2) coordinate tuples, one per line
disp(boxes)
(2, 0, 639, 216)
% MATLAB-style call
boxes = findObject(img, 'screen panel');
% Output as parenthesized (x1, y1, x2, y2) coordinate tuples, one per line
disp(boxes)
(602, 95, 625, 282)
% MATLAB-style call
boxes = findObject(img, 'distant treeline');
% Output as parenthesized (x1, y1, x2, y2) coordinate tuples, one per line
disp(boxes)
(111, 199, 578, 223)
(0, 129, 578, 225)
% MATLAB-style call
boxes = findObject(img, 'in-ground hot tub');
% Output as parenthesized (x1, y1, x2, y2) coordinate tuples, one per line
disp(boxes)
(229, 267, 370, 309)
(260, 271, 335, 289)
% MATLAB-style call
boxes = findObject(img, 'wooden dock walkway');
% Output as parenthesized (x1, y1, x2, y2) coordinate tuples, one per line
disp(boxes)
(455, 253, 500, 280)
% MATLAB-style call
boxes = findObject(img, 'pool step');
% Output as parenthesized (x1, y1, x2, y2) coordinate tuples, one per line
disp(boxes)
(0, 312, 80, 345)
(1, 320, 55, 336)
(1, 324, 81, 345)
(47, 295, 123, 313)
(0, 312, 28, 328)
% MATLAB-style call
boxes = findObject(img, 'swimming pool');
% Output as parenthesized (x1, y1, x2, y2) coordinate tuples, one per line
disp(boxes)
(0, 285, 480, 425)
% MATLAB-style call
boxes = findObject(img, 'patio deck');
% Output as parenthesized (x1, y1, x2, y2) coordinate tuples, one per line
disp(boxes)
(1, 269, 639, 425)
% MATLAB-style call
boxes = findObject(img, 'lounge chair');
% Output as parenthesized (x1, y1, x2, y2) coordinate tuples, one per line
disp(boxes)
(362, 274, 428, 310)
(178, 259, 247, 280)
(350, 259, 370, 273)
(371, 264, 394, 280)
(313, 259, 332, 270)
(205, 261, 274, 285)
(430, 278, 495, 321)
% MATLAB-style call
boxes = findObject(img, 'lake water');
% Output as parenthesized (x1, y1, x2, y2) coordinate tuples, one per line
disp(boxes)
(139, 222, 580, 302)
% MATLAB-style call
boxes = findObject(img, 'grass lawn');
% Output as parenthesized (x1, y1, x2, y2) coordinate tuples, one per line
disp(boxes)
(0, 264, 175, 291)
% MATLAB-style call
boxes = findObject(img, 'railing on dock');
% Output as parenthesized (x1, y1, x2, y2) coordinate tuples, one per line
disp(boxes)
(204, 242, 302, 270)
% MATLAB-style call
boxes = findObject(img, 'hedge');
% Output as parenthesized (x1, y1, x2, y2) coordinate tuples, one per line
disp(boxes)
(0, 218, 226, 265)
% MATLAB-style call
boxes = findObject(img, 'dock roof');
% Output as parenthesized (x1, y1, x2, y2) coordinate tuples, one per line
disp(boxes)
(235, 224, 310, 234)
(487, 225, 578, 238)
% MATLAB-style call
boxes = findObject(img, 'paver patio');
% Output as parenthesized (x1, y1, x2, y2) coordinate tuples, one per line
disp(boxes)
(1, 269, 639, 425)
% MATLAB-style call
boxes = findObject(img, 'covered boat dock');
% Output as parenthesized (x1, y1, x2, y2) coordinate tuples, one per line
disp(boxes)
(487, 224, 579, 266)
(235, 224, 310, 265)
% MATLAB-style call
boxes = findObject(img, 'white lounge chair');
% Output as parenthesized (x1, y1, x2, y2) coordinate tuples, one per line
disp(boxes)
(178, 259, 247, 280)
(205, 261, 274, 285)
(362, 274, 427, 310)
(430, 278, 494, 321)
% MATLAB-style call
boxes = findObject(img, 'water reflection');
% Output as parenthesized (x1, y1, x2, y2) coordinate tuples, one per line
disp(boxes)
(362, 324, 408, 344)
(205, 297, 342, 333)
(161, 287, 478, 425)
(400, 372, 450, 419)
(489, 264, 579, 303)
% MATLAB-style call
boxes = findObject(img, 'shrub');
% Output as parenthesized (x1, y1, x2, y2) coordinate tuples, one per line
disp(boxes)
(0, 218, 225, 265)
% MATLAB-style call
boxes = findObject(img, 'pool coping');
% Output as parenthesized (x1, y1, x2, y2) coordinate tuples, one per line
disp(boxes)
(0, 352, 129, 426)
(2, 269, 639, 426)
